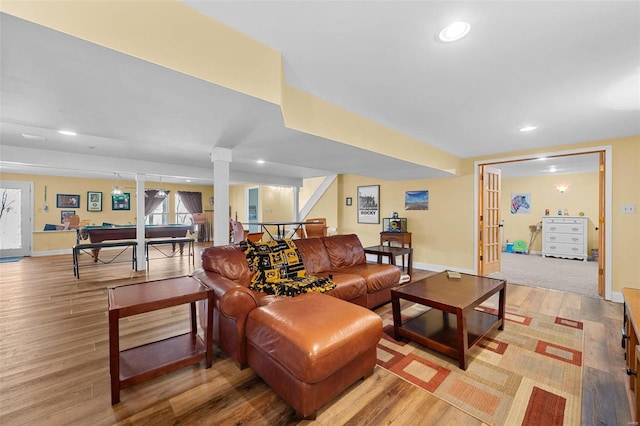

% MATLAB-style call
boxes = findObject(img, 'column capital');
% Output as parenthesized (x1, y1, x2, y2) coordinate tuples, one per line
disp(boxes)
(210, 147, 232, 163)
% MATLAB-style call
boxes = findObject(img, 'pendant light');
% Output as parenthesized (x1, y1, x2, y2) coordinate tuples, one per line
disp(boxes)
(156, 176, 167, 198)
(111, 172, 123, 196)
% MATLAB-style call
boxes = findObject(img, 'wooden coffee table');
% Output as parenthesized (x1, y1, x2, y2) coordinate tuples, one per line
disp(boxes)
(391, 271, 506, 370)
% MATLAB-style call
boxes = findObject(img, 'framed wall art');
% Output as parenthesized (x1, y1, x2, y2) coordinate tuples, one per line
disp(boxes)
(112, 193, 130, 210)
(405, 190, 429, 210)
(56, 194, 80, 208)
(60, 210, 76, 224)
(357, 185, 380, 224)
(87, 191, 102, 212)
(510, 193, 531, 214)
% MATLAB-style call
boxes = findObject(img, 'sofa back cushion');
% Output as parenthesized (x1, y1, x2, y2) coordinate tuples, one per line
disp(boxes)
(245, 239, 306, 284)
(244, 238, 336, 297)
(294, 237, 332, 274)
(201, 245, 253, 286)
(323, 234, 367, 269)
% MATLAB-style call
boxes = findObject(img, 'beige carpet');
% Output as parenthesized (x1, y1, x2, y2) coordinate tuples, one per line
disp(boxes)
(377, 304, 584, 425)
(488, 253, 599, 298)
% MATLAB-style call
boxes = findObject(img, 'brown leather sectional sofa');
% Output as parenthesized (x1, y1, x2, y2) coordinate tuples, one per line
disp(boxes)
(193, 233, 401, 418)
(194, 234, 401, 367)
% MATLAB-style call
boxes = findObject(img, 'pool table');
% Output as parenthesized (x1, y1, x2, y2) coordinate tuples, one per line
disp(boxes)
(80, 224, 193, 261)
(81, 224, 192, 243)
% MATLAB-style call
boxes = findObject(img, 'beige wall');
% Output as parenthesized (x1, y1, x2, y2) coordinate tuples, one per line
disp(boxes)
(501, 173, 599, 253)
(230, 184, 294, 223)
(0, 172, 213, 252)
(335, 174, 475, 270)
(610, 138, 640, 293)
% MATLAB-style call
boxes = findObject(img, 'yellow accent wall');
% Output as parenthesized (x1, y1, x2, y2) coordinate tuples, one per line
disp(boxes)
(501, 173, 599, 253)
(337, 173, 475, 269)
(281, 85, 460, 173)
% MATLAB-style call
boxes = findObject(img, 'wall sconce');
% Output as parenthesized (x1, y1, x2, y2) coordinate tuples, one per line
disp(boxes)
(556, 185, 568, 193)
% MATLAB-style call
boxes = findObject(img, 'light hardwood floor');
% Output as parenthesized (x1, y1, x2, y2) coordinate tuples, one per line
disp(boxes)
(0, 243, 632, 425)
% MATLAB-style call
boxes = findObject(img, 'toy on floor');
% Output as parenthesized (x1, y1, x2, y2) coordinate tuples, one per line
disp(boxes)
(512, 240, 527, 253)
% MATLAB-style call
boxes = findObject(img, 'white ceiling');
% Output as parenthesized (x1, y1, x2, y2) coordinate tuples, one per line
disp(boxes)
(1, 2, 638, 185)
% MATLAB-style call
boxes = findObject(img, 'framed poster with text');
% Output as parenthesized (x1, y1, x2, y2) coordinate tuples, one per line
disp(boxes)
(357, 185, 380, 224)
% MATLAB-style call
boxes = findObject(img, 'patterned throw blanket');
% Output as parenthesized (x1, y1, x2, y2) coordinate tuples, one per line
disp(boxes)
(243, 238, 335, 297)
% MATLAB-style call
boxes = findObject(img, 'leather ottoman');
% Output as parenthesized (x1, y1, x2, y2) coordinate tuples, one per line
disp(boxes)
(245, 292, 382, 418)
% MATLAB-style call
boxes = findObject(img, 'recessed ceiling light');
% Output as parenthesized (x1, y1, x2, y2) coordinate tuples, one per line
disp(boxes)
(21, 133, 46, 141)
(186, 179, 192, 183)
(256, 159, 266, 164)
(58, 130, 77, 136)
(519, 126, 538, 132)
(438, 22, 471, 42)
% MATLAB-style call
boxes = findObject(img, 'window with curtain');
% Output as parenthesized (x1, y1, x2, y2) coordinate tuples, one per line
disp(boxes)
(145, 190, 169, 224)
(175, 191, 202, 224)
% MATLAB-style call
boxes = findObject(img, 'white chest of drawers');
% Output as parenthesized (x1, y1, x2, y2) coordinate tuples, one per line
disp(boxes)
(542, 216, 588, 261)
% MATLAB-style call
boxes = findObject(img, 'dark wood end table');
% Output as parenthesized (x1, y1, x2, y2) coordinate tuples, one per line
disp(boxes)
(364, 245, 413, 276)
(108, 276, 214, 404)
(391, 271, 505, 370)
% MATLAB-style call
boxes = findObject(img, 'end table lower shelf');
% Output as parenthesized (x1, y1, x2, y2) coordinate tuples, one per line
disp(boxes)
(108, 276, 214, 404)
(118, 333, 207, 388)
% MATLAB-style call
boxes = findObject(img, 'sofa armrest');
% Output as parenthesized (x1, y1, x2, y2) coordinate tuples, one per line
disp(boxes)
(193, 269, 260, 368)
(195, 270, 259, 315)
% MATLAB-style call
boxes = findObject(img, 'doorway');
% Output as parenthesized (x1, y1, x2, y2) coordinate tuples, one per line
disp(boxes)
(475, 146, 612, 300)
(246, 187, 259, 233)
(0, 180, 32, 258)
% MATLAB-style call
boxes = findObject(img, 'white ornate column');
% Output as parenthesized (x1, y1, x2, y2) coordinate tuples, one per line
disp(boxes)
(211, 148, 232, 246)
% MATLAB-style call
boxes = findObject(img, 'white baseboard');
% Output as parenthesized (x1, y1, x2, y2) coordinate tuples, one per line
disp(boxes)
(412, 261, 475, 275)
(610, 291, 624, 303)
(365, 254, 473, 275)
(32, 249, 71, 256)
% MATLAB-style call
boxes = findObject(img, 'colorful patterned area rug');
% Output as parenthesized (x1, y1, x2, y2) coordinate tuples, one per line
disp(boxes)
(377, 304, 583, 425)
